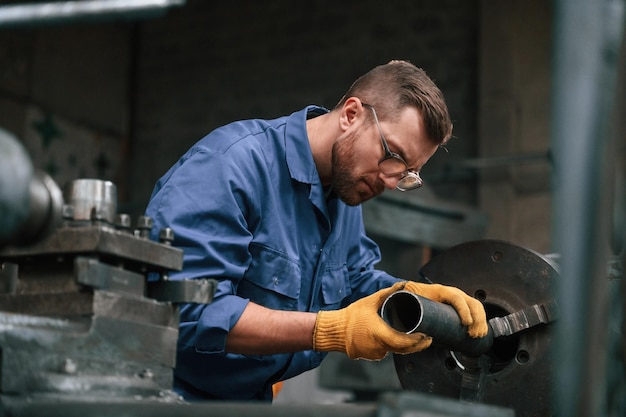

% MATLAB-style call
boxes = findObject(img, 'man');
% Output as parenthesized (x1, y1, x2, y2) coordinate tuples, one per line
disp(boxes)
(145, 60, 488, 401)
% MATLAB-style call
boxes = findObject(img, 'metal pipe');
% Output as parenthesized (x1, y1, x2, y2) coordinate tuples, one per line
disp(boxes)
(380, 290, 494, 356)
(0, 0, 186, 28)
(64, 179, 117, 224)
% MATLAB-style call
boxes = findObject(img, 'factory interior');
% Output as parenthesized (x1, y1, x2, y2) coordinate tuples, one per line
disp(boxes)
(0, 1, 624, 416)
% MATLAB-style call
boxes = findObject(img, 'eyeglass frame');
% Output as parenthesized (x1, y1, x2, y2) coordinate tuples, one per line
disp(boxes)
(362, 103, 424, 191)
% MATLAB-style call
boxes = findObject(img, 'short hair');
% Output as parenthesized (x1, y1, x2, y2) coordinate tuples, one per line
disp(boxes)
(334, 60, 453, 145)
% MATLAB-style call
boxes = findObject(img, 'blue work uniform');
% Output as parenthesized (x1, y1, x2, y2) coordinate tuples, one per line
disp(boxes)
(145, 105, 400, 401)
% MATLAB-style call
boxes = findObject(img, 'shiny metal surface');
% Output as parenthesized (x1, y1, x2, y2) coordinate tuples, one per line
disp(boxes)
(0, 224, 183, 272)
(489, 299, 558, 338)
(0, 128, 63, 247)
(0, 0, 187, 28)
(394, 240, 558, 417)
(64, 179, 117, 224)
(0, 128, 33, 242)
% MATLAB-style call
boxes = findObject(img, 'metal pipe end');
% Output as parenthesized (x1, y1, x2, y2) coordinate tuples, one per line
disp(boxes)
(380, 290, 424, 334)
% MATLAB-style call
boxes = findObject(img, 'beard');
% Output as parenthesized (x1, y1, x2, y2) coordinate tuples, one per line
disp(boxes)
(330, 130, 383, 206)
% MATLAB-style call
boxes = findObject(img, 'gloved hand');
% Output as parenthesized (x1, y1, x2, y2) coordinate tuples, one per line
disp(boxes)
(313, 282, 432, 360)
(401, 280, 489, 338)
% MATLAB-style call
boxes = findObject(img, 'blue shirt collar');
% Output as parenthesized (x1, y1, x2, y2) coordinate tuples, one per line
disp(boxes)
(285, 105, 329, 185)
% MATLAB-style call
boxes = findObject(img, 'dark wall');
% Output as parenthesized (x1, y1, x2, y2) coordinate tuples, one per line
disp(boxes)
(129, 0, 479, 215)
(0, 22, 132, 197)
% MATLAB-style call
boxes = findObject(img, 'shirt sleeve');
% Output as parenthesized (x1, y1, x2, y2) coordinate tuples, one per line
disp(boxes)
(146, 146, 256, 353)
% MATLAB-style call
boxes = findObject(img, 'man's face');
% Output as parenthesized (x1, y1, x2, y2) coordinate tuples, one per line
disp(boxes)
(331, 126, 384, 206)
(331, 105, 439, 206)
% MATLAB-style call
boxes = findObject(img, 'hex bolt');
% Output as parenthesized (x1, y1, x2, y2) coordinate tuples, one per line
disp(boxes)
(159, 227, 175, 245)
(136, 216, 153, 239)
(115, 213, 132, 232)
(157, 228, 175, 281)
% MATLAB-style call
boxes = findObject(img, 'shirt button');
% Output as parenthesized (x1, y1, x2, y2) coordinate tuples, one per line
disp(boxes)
(273, 277, 278, 285)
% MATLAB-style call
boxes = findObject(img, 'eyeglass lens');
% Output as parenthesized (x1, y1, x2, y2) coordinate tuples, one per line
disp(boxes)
(396, 172, 423, 191)
(378, 158, 407, 176)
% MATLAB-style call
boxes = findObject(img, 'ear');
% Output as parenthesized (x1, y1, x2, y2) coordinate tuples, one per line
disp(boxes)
(338, 97, 365, 131)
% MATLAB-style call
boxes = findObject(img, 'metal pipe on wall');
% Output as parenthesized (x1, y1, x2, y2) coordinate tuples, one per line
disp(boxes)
(551, 1, 625, 416)
(0, 0, 186, 28)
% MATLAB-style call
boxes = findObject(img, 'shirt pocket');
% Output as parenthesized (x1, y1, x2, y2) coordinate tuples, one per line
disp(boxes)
(320, 263, 351, 308)
(238, 243, 301, 310)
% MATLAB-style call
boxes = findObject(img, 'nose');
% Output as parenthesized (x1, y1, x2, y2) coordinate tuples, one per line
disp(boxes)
(379, 172, 400, 190)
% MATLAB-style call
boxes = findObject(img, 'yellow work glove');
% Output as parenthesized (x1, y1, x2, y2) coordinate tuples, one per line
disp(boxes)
(313, 282, 432, 360)
(402, 280, 489, 338)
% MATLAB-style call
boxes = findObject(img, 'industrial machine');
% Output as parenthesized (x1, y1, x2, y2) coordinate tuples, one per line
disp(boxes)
(384, 240, 559, 417)
(0, 174, 217, 411)
(0, 127, 216, 413)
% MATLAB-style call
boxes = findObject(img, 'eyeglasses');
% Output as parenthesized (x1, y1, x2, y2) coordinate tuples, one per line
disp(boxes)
(363, 104, 424, 191)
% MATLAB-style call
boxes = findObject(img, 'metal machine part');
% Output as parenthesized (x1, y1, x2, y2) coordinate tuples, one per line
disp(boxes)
(488, 298, 558, 338)
(0, 128, 64, 247)
(393, 240, 559, 417)
(64, 178, 118, 224)
(0, 178, 216, 410)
